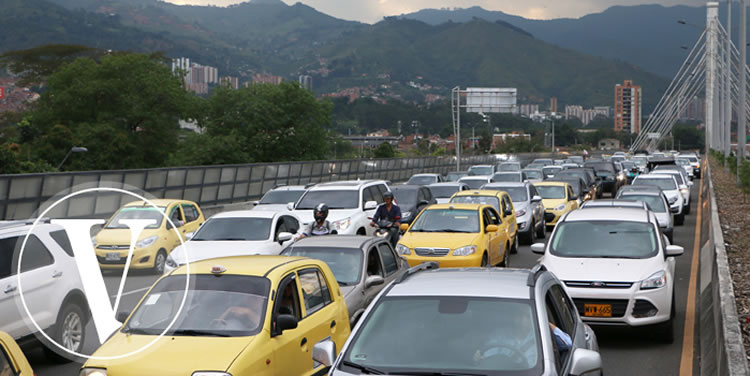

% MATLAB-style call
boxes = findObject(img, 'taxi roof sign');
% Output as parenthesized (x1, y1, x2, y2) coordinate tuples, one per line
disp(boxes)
(211, 265, 227, 274)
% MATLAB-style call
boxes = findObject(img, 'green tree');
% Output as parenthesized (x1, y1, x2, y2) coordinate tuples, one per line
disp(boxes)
(0, 44, 100, 86)
(373, 142, 395, 158)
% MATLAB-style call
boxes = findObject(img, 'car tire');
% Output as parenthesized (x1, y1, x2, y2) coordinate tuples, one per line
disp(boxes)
(499, 244, 509, 267)
(675, 213, 685, 226)
(44, 303, 86, 363)
(684, 202, 691, 215)
(657, 294, 676, 344)
(535, 219, 546, 239)
(481, 253, 489, 268)
(153, 249, 167, 274)
(510, 238, 518, 254)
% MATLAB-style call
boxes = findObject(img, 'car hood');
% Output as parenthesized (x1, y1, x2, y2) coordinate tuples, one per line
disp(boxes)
(400, 232, 481, 250)
(293, 209, 358, 225)
(252, 204, 291, 212)
(543, 255, 665, 283)
(84, 333, 255, 375)
(542, 198, 567, 210)
(95, 228, 162, 245)
(170, 241, 280, 265)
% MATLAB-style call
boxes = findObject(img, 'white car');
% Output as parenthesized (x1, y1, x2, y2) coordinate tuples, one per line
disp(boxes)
(457, 176, 492, 190)
(164, 210, 301, 273)
(678, 153, 702, 178)
(427, 182, 470, 203)
(251, 184, 313, 212)
(650, 168, 692, 214)
(292, 180, 391, 236)
(406, 173, 443, 186)
(532, 207, 684, 343)
(0, 220, 89, 361)
(632, 174, 685, 225)
(467, 165, 495, 176)
(675, 158, 695, 179)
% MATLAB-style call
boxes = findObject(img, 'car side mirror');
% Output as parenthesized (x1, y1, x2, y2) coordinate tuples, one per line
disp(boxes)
(531, 243, 546, 255)
(364, 201, 378, 210)
(286, 202, 295, 211)
(184, 231, 195, 240)
(400, 223, 409, 232)
(485, 225, 499, 233)
(278, 232, 293, 243)
(116, 311, 129, 323)
(570, 195, 578, 201)
(365, 275, 385, 289)
(312, 339, 336, 368)
(252, 200, 260, 206)
(504, 209, 513, 217)
(532, 195, 542, 203)
(275, 314, 298, 334)
(419, 200, 429, 206)
(569, 348, 602, 376)
(665, 245, 684, 257)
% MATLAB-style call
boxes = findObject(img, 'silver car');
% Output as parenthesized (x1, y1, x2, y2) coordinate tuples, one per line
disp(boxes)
(323, 263, 602, 376)
(482, 182, 546, 244)
(615, 187, 675, 243)
(281, 235, 406, 326)
(252, 184, 314, 212)
(427, 182, 470, 203)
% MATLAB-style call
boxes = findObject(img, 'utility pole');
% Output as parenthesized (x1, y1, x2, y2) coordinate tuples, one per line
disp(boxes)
(707, 2, 719, 158)
(740, 0, 748, 181)
(725, 0, 733, 168)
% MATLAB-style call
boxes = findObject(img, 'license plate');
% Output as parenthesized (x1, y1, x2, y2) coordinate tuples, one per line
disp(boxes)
(106, 252, 121, 261)
(584, 304, 612, 317)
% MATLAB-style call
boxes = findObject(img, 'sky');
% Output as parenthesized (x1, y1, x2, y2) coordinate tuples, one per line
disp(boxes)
(164, 0, 706, 23)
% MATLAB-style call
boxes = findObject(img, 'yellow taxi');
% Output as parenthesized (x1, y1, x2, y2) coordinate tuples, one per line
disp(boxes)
(396, 203, 512, 268)
(0, 331, 33, 376)
(449, 190, 518, 251)
(533, 181, 580, 230)
(81, 256, 350, 376)
(93, 199, 205, 273)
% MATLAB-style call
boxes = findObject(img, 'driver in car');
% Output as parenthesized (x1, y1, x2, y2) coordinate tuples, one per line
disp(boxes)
(473, 312, 538, 368)
(212, 294, 262, 330)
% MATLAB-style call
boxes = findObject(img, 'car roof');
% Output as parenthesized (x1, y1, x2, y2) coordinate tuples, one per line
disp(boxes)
(493, 171, 521, 175)
(211, 210, 279, 219)
(269, 185, 309, 191)
(387, 268, 531, 299)
(428, 182, 465, 187)
(635, 174, 675, 180)
(470, 165, 493, 168)
(619, 190, 662, 197)
(564, 207, 651, 223)
(391, 185, 421, 192)
(484, 182, 526, 188)
(172, 255, 312, 277)
(581, 200, 647, 208)
(411, 173, 440, 177)
(459, 176, 490, 180)
(533, 181, 570, 188)
(0, 220, 61, 235)
(291, 235, 378, 249)
(500, 161, 521, 165)
(619, 185, 663, 193)
(124, 199, 190, 207)
(426, 203, 486, 210)
(452, 190, 506, 198)
(313, 180, 383, 189)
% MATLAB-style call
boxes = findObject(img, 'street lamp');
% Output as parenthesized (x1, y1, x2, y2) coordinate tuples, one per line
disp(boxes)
(57, 146, 88, 170)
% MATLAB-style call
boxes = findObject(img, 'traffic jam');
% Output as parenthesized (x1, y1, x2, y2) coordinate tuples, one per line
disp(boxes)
(0, 151, 702, 376)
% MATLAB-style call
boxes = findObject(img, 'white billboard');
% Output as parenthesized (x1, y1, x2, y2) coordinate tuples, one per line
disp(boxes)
(465, 88, 517, 113)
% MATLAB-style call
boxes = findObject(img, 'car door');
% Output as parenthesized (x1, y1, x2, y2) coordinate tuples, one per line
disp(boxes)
(544, 283, 582, 376)
(297, 267, 343, 376)
(364, 246, 385, 306)
(377, 242, 402, 283)
(0, 234, 24, 338)
(482, 209, 501, 265)
(180, 203, 202, 238)
(500, 194, 517, 239)
(166, 204, 186, 249)
(529, 185, 543, 223)
(270, 272, 308, 375)
(0, 331, 33, 375)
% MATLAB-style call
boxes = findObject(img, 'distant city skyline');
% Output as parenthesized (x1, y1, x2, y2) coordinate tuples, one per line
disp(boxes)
(164, 0, 706, 23)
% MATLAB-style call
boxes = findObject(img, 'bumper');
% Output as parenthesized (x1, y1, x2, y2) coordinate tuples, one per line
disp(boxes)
(404, 254, 483, 268)
(544, 211, 564, 226)
(670, 202, 683, 215)
(96, 247, 157, 269)
(567, 284, 673, 327)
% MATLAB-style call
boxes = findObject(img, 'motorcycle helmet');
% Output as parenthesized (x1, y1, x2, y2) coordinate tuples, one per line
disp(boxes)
(313, 203, 329, 223)
(383, 191, 394, 200)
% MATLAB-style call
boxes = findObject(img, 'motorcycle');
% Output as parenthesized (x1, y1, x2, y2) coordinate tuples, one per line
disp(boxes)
(374, 219, 394, 239)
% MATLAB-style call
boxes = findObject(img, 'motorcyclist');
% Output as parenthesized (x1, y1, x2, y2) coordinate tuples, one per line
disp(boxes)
(300, 203, 336, 237)
(370, 191, 401, 247)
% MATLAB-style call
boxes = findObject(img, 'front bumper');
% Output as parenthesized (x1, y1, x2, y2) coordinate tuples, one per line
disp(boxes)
(566, 283, 673, 327)
(404, 254, 483, 268)
(544, 211, 564, 227)
(96, 246, 157, 269)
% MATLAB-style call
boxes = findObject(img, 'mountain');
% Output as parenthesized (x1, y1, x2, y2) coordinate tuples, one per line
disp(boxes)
(317, 18, 668, 109)
(401, 5, 708, 78)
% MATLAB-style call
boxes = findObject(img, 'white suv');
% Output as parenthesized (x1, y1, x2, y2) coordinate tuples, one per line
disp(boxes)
(632, 174, 685, 225)
(0, 220, 89, 361)
(532, 207, 684, 343)
(292, 180, 391, 236)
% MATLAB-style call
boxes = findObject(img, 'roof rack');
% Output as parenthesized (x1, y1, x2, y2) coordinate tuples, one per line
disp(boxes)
(0, 217, 52, 231)
(526, 264, 547, 287)
(394, 261, 439, 284)
(304, 183, 317, 189)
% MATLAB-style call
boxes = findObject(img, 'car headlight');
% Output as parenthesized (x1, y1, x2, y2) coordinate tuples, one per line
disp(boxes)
(192, 373, 232, 376)
(80, 369, 107, 376)
(515, 209, 527, 217)
(452, 245, 477, 256)
(618, 174, 625, 181)
(554, 204, 567, 211)
(668, 196, 678, 204)
(680, 188, 689, 194)
(333, 218, 351, 231)
(396, 244, 411, 255)
(640, 270, 667, 290)
(166, 255, 178, 269)
(91, 236, 98, 248)
(402, 211, 412, 220)
(135, 235, 159, 249)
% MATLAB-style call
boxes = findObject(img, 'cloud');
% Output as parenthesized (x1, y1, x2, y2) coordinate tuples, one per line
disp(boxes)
(163, 0, 708, 23)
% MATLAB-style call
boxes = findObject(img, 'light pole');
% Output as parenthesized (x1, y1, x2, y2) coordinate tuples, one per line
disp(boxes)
(57, 146, 88, 170)
(739, 0, 748, 180)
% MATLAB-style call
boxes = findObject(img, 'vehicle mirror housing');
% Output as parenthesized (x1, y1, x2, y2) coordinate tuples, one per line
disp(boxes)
(364, 201, 378, 210)
(400, 223, 410, 232)
(532, 195, 542, 202)
(569, 348, 602, 376)
(286, 202, 295, 211)
(665, 245, 684, 257)
(275, 314, 298, 334)
(531, 243, 546, 255)
(312, 339, 336, 368)
(278, 232, 293, 243)
(365, 275, 385, 289)
(184, 231, 195, 240)
(570, 195, 578, 201)
(116, 311, 129, 323)
(485, 225, 499, 233)
(419, 200, 429, 206)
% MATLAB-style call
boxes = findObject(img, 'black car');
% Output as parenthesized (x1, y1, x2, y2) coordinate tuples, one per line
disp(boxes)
(390, 185, 437, 224)
(584, 160, 623, 197)
(554, 168, 598, 200)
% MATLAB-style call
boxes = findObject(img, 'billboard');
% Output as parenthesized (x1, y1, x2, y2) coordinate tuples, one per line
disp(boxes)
(465, 88, 517, 113)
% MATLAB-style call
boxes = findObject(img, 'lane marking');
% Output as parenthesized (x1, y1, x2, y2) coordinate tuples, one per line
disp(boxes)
(679, 164, 705, 376)
(110, 286, 150, 299)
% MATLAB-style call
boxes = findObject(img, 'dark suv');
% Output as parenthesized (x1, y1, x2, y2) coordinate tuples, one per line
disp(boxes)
(584, 160, 624, 196)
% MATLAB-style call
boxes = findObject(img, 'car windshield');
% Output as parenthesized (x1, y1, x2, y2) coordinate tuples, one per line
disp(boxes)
(533, 159, 552, 165)
(445, 172, 467, 182)
(105, 206, 166, 229)
(543, 167, 561, 176)
(460, 179, 488, 190)
(620, 195, 667, 213)
(297, 190, 359, 209)
(556, 181, 581, 196)
(634, 177, 677, 191)
(192, 218, 272, 241)
(450, 196, 501, 213)
(485, 186, 528, 202)
(284, 247, 362, 285)
(492, 173, 522, 182)
(536, 186, 566, 199)
(551, 221, 658, 259)
(676, 159, 690, 166)
(429, 185, 461, 199)
(555, 171, 588, 184)
(587, 163, 615, 174)
(342, 296, 541, 375)
(124, 275, 269, 337)
(469, 166, 493, 176)
(654, 171, 684, 185)
(687, 157, 699, 163)
(410, 209, 480, 233)
(407, 176, 437, 185)
(621, 162, 636, 169)
(259, 190, 305, 205)
(498, 163, 521, 172)
(523, 170, 543, 180)
(392, 189, 417, 207)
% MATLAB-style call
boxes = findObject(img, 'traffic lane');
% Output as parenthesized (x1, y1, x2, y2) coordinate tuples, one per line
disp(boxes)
(512, 183, 700, 376)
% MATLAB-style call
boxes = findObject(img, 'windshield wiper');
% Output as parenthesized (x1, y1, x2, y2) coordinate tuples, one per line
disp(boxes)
(121, 327, 153, 335)
(211, 238, 249, 241)
(169, 329, 231, 337)
(393, 371, 487, 376)
(341, 360, 387, 374)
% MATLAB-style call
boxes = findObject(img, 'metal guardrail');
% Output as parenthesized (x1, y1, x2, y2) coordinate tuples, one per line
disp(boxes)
(699, 163, 750, 376)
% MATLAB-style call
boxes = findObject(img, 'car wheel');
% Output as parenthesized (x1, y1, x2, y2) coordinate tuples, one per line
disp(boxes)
(675, 213, 685, 226)
(536, 219, 546, 239)
(481, 253, 489, 268)
(499, 244, 509, 267)
(657, 294, 676, 344)
(684, 202, 691, 215)
(44, 303, 86, 363)
(153, 249, 167, 274)
(357, 228, 366, 236)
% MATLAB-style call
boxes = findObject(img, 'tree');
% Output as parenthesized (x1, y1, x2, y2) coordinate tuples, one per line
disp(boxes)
(373, 142, 395, 158)
(0, 44, 100, 86)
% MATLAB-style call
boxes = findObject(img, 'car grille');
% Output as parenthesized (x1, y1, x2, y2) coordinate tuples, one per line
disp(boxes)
(414, 248, 451, 257)
(97, 245, 130, 250)
(544, 213, 556, 222)
(564, 281, 634, 289)
(572, 298, 629, 318)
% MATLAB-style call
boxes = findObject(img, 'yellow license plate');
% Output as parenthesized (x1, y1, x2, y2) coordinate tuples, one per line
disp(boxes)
(584, 304, 612, 317)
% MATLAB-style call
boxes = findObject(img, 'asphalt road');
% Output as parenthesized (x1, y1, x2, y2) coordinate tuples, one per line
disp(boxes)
(29, 185, 702, 376)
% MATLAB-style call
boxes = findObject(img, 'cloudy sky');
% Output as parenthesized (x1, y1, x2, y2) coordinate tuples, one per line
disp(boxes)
(165, 0, 706, 23)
